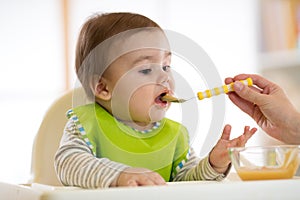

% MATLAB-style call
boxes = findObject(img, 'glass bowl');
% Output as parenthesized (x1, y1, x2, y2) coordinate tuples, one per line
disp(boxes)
(228, 145, 300, 181)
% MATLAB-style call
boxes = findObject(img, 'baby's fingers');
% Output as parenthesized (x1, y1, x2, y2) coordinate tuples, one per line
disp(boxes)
(228, 127, 257, 147)
(243, 126, 257, 141)
(228, 137, 243, 148)
(137, 173, 166, 186)
(117, 168, 166, 187)
(220, 124, 232, 140)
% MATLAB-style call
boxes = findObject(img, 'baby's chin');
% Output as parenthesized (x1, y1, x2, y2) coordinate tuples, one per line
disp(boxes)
(147, 105, 168, 122)
(129, 113, 166, 126)
(117, 103, 169, 125)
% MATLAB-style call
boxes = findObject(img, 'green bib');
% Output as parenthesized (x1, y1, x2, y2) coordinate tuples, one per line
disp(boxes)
(68, 103, 189, 181)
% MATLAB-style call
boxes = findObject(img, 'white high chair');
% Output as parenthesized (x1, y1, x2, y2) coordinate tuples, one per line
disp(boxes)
(0, 88, 88, 199)
(29, 89, 73, 186)
(29, 87, 87, 186)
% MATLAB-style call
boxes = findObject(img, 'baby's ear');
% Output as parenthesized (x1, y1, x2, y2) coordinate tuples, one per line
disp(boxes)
(94, 77, 111, 101)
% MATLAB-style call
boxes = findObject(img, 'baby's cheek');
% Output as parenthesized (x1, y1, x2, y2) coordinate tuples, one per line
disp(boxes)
(129, 95, 152, 116)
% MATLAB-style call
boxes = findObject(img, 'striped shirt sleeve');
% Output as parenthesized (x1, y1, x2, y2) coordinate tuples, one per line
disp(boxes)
(55, 118, 229, 188)
(172, 148, 230, 181)
(54, 118, 129, 188)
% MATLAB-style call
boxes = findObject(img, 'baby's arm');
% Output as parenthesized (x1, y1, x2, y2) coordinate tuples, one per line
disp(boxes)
(173, 125, 256, 181)
(54, 119, 129, 188)
(55, 119, 165, 188)
(209, 125, 257, 173)
(172, 148, 227, 181)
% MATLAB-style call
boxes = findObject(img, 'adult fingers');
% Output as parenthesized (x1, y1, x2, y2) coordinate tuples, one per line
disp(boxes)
(233, 74, 278, 92)
(233, 81, 265, 105)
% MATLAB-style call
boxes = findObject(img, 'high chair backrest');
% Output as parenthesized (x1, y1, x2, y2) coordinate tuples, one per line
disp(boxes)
(29, 87, 87, 186)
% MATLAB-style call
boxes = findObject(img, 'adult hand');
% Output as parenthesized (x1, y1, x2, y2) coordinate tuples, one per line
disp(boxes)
(225, 74, 300, 144)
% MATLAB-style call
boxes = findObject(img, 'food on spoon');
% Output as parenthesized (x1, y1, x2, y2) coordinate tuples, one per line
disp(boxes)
(160, 94, 186, 103)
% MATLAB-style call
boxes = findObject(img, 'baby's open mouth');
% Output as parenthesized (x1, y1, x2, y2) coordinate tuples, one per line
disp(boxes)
(155, 92, 168, 105)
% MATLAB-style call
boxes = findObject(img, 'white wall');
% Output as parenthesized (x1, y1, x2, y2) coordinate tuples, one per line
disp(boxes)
(0, 0, 64, 183)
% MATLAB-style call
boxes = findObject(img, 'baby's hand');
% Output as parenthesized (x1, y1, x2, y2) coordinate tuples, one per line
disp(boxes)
(209, 125, 257, 174)
(114, 167, 166, 187)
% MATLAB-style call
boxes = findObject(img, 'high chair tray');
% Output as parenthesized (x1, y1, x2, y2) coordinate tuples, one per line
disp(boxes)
(1, 174, 300, 200)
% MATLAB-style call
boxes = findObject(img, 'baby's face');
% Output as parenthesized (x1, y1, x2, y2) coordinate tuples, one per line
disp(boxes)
(103, 48, 175, 125)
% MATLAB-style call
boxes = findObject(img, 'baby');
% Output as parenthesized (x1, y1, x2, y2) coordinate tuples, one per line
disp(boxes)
(54, 12, 257, 188)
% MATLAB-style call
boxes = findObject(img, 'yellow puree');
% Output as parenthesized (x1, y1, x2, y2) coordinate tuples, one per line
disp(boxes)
(237, 151, 299, 180)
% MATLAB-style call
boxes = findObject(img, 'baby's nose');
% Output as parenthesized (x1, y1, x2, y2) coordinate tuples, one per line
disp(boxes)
(159, 70, 170, 83)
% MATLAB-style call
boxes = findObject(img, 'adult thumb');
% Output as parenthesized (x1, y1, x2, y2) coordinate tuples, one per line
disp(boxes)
(233, 81, 262, 104)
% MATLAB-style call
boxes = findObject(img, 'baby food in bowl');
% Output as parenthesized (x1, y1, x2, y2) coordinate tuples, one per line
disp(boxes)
(228, 145, 300, 181)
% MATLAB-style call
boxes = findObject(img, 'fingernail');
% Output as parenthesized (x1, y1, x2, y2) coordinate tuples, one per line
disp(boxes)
(234, 81, 244, 92)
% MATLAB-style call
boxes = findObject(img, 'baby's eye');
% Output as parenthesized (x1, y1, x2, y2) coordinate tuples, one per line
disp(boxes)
(162, 65, 171, 72)
(139, 68, 152, 75)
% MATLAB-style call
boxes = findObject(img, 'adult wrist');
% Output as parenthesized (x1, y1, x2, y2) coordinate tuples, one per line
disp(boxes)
(287, 112, 300, 144)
